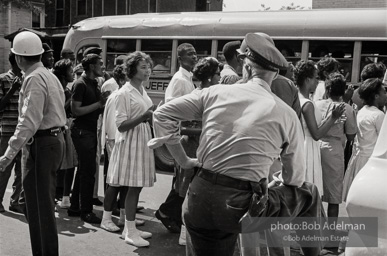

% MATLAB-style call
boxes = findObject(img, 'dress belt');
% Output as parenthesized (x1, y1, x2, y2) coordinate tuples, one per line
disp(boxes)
(197, 168, 251, 191)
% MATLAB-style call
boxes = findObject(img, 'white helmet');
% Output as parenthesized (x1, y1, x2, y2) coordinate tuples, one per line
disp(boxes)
(11, 31, 44, 56)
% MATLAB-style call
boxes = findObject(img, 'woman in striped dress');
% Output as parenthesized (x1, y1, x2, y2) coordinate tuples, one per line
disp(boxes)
(107, 51, 156, 247)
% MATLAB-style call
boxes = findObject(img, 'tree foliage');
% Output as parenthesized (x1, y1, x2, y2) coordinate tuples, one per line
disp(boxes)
(280, 2, 306, 10)
(0, 0, 51, 14)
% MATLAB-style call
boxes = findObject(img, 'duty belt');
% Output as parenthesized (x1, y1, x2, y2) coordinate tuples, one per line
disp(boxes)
(197, 168, 251, 190)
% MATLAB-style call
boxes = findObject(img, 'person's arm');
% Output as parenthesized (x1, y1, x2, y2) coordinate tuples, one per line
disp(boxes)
(71, 100, 102, 117)
(166, 143, 201, 169)
(71, 86, 109, 117)
(292, 92, 302, 120)
(302, 101, 345, 141)
(148, 90, 204, 167)
(114, 92, 155, 133)
(279, 114, 306, 187)
(375, 111, 385, 136)
(117, 106, 152, 133)
(3, 76, 47, 161)
(344, 104, 358, 142)
(0, 77, 22, 111)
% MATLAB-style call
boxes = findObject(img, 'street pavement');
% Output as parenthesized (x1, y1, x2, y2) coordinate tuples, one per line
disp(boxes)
(0, 166, 346, 256)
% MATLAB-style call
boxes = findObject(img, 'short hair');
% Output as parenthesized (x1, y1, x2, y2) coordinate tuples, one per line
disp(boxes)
(81, 54, 101, 71)
(360, 63, 386, 81)
(293, 60, 316, 87)
(358, 78, 384, 106)
(115, 55, 128, 65)
(193, 57, 220, 82)
(325, 72, 346, 98)
(177, 43, 194, 57)
(8, 51, 17, 66)
(222, 41, 241, 62)
(316, 57, 339, 80)
(22, 55, 41, 63)
(125, 51, 153, 79)
(112, 64, 126, 83)
(53, 59, 73, 79)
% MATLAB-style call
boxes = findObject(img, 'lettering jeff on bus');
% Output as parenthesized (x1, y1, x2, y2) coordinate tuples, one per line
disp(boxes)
(145, 80, 169, 91)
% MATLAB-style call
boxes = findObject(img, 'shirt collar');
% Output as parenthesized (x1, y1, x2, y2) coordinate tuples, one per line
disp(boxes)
(24, 62, 44, 77)
(179, 66, 193, 79)
(224, 64, 237, 74)
(250, 77, 271, 92)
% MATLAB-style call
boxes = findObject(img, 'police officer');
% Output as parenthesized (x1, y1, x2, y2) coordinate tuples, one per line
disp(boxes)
(0, 31, 66, 256)
(149, 33, 322, 256)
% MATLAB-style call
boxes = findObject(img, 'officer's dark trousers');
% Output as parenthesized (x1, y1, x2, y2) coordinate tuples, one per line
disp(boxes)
(22, 133, 64, 256)
(183, 175, 322, 256)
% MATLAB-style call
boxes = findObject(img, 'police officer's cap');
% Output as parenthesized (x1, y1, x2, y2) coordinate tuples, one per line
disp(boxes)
(237, 33, 288, 71)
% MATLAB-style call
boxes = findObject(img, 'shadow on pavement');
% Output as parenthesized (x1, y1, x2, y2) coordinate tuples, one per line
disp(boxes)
(56, 209, 99, 237)
(0, 211, 28, 224)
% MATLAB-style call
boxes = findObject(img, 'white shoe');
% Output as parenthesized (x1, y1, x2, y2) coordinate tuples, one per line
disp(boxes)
(60, 197, 71, 209)
(119, 218, 144, 227)
(121, 224, 151, 239)
(179, 225, 187, 246)
(100, 219, 120, 232)
(125, 233, 150, 247)
(139, 230, 152, 239)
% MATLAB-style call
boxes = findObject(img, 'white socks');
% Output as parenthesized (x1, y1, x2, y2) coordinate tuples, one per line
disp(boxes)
(101, 211, 120, 232)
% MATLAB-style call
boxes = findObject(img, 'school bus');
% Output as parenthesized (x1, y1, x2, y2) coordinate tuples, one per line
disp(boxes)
(63, 8, 387, 171)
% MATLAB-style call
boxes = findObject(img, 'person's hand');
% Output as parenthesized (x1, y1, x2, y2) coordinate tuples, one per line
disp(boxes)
(179, 157, 202, 170)
(99, 91, 111, 106)
(143, 106, 154, 122)
(0, 156, 12, 172)
(331, 102, 346, 120)
(343, 84, 355, 103)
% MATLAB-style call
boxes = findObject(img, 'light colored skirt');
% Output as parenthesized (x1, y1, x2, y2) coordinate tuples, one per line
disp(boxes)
(304, 136, 323, 196)
(321, 139, 344, 204)
(106, 123, 156, 187)
(342, 153, 369, 202)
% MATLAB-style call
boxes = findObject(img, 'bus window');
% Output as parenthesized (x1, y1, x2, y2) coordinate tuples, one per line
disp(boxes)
(141, 39, 173, 75)
(309, 41, 354, 81)
(105, 39, 136, 71)
(360, 41, 387, 80)
(275, 40, 302, 65)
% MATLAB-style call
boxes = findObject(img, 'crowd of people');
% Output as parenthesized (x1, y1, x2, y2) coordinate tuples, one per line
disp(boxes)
(0, 30, 386, 256)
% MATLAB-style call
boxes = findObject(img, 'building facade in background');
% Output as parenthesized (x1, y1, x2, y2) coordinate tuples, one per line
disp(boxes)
(0, 0, 46, 72)
(313, 0, 387, 8)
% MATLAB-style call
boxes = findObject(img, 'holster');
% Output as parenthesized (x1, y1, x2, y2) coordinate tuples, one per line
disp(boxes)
(247, 178, 268, 217)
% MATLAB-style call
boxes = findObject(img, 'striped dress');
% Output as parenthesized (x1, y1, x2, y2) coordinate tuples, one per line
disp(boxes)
(107, 82, 156, 187)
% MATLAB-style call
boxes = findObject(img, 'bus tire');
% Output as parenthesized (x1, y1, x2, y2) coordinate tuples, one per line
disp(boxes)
(154, 145, 174, 173)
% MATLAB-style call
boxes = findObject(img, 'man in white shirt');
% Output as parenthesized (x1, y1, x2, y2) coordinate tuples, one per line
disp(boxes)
(156, 43, 197, 245)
